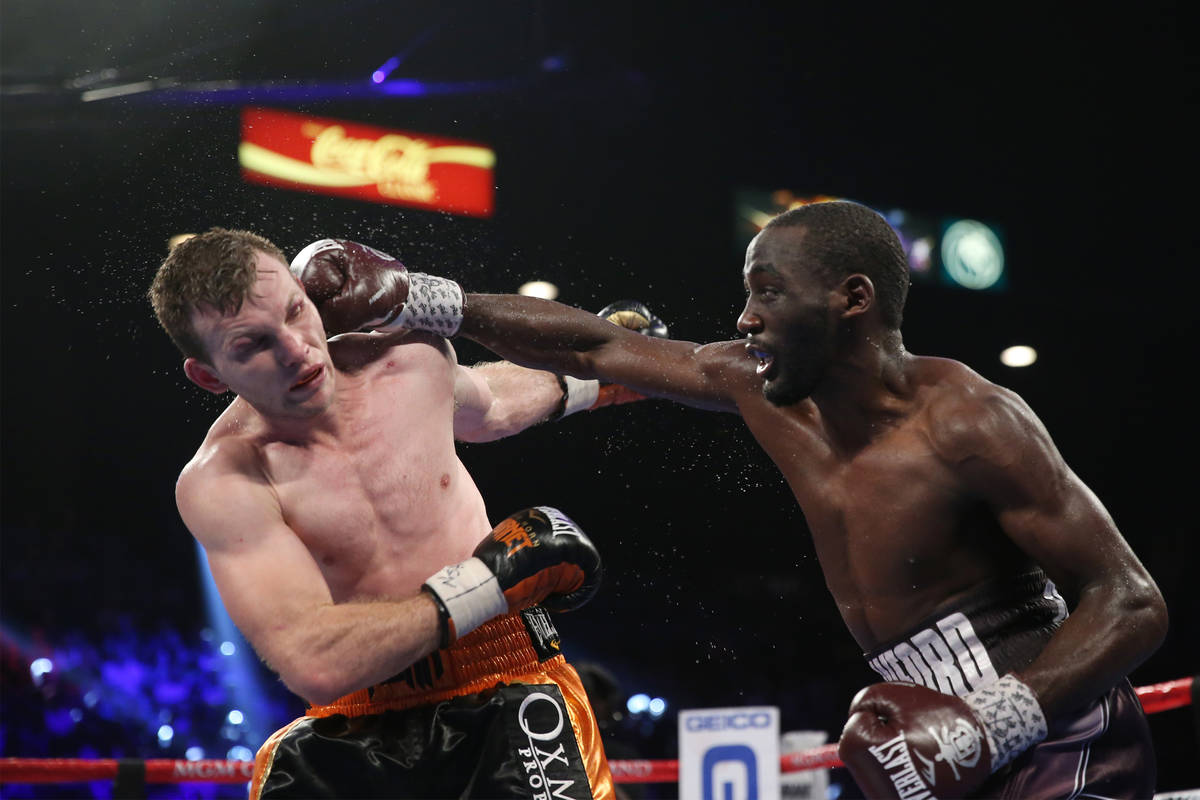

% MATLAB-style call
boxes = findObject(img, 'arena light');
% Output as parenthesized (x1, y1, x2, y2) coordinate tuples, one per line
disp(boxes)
(627, 693, 651, 714)
(734, 189, 1007, 292)
(185, 747, 204, 761)
(648, 697, 667, 718)
(1000, 345, 1038, 367)
(518, 280, 559, 300)
(372, 56, 401, 85)
(228, 746, 255, 762)
(941, 219, 1006, 290)
(157, 725, 174, 746)
(29, 657, 53, 683)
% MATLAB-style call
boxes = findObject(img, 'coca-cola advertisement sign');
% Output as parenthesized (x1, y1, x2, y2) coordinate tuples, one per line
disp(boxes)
(240, 107, 495, 217)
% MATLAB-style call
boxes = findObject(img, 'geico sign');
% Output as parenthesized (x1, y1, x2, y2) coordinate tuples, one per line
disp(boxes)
(685, 712, 774, 732)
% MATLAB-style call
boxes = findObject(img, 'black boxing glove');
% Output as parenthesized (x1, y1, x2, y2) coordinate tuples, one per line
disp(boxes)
(552, 299, 670, 420)
(421, 507, 602, 648)
(838, 676, 1047, 799)
(289, 238, 463, 338)
(595, 300, 669, 339)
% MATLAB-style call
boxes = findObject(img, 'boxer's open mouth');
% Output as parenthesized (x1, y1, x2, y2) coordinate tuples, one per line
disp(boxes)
(747, 344, 774, 376)
(291, 365, 323, 390)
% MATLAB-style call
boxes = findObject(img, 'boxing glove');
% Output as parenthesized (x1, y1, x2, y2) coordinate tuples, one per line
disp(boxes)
(595, 299, 669, 340)
(290, 238, 463, 337)
(421, 507, 602, 648)
(553, 300, 670, 419)
(838, 676, 1046, 799)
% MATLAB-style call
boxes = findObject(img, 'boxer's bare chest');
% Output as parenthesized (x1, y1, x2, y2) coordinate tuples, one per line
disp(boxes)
(744, 403, 1022, 648)
(252, 345, 488, 599)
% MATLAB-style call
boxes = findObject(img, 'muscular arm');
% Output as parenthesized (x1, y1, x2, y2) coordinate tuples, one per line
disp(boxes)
(176, 448, 442, 706)
(452, 358, 563, 442)
(460, 293, 755, 412)
(934, 387, 1168, 719)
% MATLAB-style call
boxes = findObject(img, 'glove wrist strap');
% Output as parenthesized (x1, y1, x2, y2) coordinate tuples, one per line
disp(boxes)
(964, 674, 1048, 772)
(422, 557, 506, 645)
(379, 273, 464, 336)
(549, 375, 600, 421)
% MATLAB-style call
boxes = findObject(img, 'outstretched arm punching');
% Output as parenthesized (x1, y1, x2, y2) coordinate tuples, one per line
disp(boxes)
(460, 293, 755, 413)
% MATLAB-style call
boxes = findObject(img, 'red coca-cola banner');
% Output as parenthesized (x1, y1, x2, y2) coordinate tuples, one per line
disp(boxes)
(239, 107, 495, 217)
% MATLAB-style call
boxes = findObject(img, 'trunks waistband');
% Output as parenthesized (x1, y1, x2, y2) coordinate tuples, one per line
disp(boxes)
(864, 570, 1068, 698)
(306, 607, 564, 718)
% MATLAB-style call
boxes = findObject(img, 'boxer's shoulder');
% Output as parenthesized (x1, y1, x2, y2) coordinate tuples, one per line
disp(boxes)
(909, 359, 1033, 461)
(326, 328, 444, 372)
(183, 411, 267, 487)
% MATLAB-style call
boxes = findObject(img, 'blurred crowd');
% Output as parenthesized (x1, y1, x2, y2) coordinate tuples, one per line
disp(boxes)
(0, 617, 669, 799)
(0, 616, 299, 799)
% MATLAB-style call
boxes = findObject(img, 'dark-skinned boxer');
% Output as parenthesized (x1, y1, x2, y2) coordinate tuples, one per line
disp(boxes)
(300, 202, 1168, 798)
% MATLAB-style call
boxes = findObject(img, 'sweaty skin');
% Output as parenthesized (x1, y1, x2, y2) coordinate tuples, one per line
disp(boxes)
(455, 223, 1166, 722)
(175, 255, 564, 705)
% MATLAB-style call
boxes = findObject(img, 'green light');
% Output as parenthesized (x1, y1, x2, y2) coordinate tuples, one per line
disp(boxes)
(941, 220, 1005, 290)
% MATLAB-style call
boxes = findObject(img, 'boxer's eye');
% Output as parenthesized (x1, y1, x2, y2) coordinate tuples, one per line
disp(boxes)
(233, 336, 268, 357)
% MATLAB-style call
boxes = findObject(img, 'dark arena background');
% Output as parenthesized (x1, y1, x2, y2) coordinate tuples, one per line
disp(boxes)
(2, 2, 1197, 798)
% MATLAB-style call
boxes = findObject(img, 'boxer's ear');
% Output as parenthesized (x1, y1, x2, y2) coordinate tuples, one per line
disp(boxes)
(184, 358, 229, 394)
(838, 274, 875, 319)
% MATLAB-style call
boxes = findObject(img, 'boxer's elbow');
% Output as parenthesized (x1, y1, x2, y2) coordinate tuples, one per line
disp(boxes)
(1109, 571, 1169, 662)
(1130, 578, 1168, 656)
(277, 660, 348, 707)
(263, 639, 353, 706)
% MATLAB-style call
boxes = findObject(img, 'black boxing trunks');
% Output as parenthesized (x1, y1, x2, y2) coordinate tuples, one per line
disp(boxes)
(250, 608, 616, 800)
(864, 570, 1069, 693)
(863, 569, 1155, 798)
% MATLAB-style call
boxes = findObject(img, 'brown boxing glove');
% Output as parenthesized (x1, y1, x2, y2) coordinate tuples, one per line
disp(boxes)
(289, 238, 462, 338)
(838, 676, 1047, 799)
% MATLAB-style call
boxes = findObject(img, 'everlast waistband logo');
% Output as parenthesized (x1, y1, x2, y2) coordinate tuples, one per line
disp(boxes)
(521, 607, 563, 662)
(868, 612, 999, 697)
(868, 732, 935, 800)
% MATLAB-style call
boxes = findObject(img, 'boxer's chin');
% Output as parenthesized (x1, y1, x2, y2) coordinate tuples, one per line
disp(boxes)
(763, 372, 810, 407)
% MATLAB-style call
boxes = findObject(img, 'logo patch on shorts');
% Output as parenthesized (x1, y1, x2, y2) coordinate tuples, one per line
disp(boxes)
(500, 683, 591, 799)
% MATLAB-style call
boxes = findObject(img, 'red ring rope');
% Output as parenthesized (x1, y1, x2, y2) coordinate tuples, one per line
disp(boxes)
(0, 676, 1191, 785)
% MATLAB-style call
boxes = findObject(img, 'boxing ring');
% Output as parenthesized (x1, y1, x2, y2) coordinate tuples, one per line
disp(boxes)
(1, 676, 1193, 794)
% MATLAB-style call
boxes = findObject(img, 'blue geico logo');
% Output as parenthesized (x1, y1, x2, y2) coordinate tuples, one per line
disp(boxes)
(702, 744, 758, 800)
(685, 712, 774, 732)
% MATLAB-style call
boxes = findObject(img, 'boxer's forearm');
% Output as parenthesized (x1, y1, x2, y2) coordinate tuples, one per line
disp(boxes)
(271, 595, 443, 706)
(460, 294, 615, 378)
(454, 361, 565, 442)
(1015, 574, 1167, 719)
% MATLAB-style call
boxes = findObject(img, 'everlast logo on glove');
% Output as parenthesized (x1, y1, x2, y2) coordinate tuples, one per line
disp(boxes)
(840, 680, 998, 800)
(867, 732, 936, 799)
(536, 506, 585, 540)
